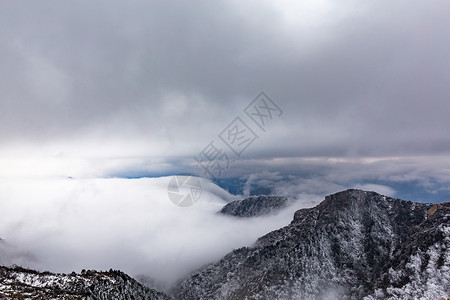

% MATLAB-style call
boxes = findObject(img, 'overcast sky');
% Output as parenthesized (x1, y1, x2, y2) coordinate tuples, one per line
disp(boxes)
(1, 0, 450, 198)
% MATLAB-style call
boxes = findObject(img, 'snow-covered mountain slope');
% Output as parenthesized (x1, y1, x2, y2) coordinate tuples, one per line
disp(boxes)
(1, 189, 448, 299)
(0, 266, 170, 299)
(219, 195, 289, 217)
(173, 189, 450, 300)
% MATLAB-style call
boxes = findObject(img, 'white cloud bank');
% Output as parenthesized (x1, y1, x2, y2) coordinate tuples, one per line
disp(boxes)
(0, 176, 316, 290)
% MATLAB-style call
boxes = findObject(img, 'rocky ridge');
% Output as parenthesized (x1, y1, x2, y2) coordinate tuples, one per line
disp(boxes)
(219, 195, 289, 217)
(174, 189, 450, 299)
(0, 266, 170, 299)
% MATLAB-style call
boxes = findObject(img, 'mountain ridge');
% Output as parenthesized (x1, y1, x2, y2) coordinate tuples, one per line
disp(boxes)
(173, 189, 450, 299)
(1, 189, 448, 299)
(219, 195, 289, 217)
(0, 265, 171, 299)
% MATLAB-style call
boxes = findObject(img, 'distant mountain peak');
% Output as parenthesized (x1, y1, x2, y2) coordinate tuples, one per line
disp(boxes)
(219, 195, 289, 217)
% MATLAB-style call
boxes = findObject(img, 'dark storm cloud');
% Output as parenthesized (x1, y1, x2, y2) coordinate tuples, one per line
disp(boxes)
(1, 0, 450, 165)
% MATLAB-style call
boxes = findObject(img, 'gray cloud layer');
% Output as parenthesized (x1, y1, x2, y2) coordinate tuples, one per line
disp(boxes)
(1, 1, 450, 183)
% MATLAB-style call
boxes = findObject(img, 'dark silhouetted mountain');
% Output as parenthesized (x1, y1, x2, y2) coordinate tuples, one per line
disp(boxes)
(219, 195, 289, 217)
(174, 189, 450, 299)
(0, 266, 171, 299)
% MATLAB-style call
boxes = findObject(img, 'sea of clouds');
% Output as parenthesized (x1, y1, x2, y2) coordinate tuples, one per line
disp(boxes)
(0, 176, 324, 290)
